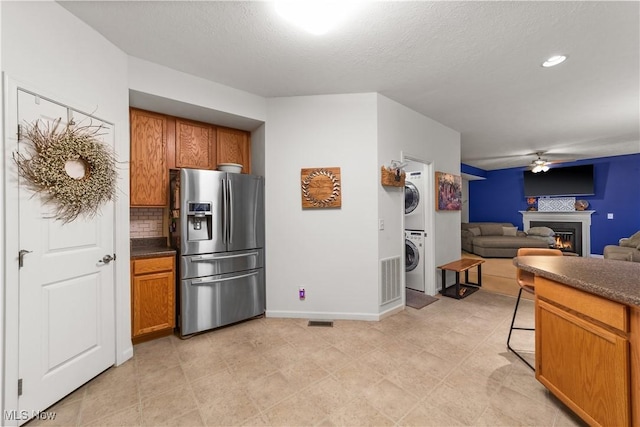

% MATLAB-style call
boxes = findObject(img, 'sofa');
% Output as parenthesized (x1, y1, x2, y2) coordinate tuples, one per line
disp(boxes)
(603, 231, 640, 262)
(462, 222, 550, 258)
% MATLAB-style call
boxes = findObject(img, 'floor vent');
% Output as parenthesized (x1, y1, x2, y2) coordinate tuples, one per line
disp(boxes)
(308, 320, 334, 327)
(380, 256, 402, 305)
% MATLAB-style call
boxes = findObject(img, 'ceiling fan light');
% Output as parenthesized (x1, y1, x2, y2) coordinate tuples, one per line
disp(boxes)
(541, 165, 550, 172)
(542, 55, 567, 68)
(532, 165, 543, 173)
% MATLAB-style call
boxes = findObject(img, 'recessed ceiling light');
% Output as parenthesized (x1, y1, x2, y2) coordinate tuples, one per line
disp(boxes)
(542, 55, 567, 68)
(275, 1, 358, 35)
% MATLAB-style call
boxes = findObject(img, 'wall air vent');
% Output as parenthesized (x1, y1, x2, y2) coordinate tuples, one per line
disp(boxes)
(380, 256, 402, 305)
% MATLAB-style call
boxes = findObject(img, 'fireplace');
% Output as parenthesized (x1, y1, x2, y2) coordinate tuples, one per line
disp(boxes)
(531, 221, 582, 256)
(521, 210, 594, 257)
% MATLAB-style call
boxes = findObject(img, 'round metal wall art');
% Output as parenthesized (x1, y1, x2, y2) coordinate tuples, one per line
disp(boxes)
(14, 118, 117, 223)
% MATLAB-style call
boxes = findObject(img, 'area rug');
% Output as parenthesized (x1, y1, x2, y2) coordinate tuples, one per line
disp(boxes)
(406, 289, 439, 309)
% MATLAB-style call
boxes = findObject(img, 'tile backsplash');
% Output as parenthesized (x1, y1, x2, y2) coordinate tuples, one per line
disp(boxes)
(130, 208, 164, 238)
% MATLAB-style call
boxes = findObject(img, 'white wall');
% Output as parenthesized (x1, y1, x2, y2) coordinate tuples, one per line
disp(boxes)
(377, 95, 461, 292)
(265, 94, 381, 320)
(1, 1, 130, 417)
(128, 57, 267, 125)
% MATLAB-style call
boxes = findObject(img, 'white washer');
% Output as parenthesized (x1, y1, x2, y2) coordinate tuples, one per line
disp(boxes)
(405, 171, 426, 231)
(405, 230, 425, 292)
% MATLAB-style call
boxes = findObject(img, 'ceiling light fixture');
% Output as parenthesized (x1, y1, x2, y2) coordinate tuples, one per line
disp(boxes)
(531, 164, 550, 173)
(275, 1, 358, 35)
(542, 55, 567, 68)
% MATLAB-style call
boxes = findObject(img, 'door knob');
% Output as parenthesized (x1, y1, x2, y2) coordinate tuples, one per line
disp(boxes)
(18, 249, 32, 268)
(99, 254, 116, 264)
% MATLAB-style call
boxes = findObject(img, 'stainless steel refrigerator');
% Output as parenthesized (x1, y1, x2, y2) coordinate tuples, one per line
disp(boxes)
(170, 168, 265, 337)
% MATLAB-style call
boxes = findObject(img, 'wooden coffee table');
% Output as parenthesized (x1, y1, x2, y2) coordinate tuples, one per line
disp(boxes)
(437, 258, 485, 299)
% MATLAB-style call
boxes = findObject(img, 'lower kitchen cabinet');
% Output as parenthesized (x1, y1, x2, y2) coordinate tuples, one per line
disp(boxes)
(131, 255, 176, 343)
(535, 277, 632, 426)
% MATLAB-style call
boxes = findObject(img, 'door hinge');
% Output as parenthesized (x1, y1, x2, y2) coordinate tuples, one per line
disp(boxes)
(17, 124, 22, 141)
(18, 378, 22, 396)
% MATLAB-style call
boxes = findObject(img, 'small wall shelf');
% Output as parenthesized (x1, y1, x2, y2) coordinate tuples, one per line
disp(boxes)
(381, 166, 405, 187)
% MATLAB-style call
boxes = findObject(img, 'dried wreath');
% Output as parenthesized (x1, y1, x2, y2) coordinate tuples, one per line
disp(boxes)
(14, 118, 117, 223)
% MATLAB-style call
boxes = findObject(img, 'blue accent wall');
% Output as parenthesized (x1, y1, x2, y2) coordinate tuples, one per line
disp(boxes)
(468, 154, 640, 255)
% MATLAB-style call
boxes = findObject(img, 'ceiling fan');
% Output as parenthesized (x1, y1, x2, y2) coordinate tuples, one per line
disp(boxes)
(529, 153, 551, 173)
(528, 151, 574, 173)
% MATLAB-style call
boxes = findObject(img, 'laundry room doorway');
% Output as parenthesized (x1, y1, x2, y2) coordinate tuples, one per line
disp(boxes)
(402, 154, 436, 296)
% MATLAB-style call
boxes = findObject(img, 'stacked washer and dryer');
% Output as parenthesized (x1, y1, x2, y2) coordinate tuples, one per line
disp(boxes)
(405, 171, 428, 293)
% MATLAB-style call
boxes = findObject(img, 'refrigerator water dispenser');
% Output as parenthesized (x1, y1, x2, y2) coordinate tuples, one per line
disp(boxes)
(187, 202, 212, 241)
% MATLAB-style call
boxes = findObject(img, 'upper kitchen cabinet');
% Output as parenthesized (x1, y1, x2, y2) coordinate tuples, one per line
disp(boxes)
(217, 127, 251, 174)
(175, 119, 216, 170)
(130, 108, 168, 207)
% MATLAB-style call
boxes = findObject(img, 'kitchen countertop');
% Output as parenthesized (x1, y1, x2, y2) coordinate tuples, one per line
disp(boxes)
(513, 255, 640, 307)
(130, 237, 176, 260)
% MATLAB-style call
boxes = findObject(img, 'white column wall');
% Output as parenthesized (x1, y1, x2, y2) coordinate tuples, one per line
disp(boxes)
(376, 95, 461, 295)
(265, 94, 380, 320)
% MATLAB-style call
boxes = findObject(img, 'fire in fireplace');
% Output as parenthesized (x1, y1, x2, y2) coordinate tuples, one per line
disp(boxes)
(531, 221, 582, 256)
(553, 231, 574, 252)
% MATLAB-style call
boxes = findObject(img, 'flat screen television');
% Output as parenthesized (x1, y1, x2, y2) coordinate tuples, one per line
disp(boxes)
(523, 164, 595, 197)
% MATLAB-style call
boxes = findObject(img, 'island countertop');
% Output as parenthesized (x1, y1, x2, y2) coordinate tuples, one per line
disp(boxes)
(513, 256, 640, 307)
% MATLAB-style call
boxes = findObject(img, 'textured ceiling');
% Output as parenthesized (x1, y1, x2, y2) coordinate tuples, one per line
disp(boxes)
(59, 1, 640, 170)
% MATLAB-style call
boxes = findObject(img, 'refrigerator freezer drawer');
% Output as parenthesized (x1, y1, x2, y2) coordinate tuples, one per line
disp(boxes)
(181, 248, 264, 279)
(180, 268, 265, 336)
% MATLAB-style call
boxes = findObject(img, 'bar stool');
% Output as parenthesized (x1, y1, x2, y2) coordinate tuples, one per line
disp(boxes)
(507, 247, 563, 370)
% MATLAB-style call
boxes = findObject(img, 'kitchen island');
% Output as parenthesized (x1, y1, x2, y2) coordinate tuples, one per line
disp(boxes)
(514, 256, 640, 427)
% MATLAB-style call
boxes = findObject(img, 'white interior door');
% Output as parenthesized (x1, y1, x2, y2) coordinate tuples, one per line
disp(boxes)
(17, 90, 116, 422)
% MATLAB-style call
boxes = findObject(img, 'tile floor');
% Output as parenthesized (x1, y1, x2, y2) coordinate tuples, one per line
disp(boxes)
(29, 290, 586, 426)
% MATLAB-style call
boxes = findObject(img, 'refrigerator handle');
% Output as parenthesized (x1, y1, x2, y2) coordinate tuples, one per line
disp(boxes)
(191, 271, 259, 285)
(228, 178, 234, 245)
(190, 251, 259, 262)
(221, 178, 227, 245)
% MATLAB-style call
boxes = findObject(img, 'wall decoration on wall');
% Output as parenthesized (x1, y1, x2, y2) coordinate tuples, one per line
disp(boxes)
(301, 167, 341, 208)
(14, 118, 118, 223)
(436, 171, 462, 211)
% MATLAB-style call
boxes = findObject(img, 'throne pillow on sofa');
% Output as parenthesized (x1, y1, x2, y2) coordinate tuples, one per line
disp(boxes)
(526, 226, 555, 237)
(526, 226, 555, 245)
(479, 223, 505, 236)
(620, 231, 640, 249)
(502, 226, 518, 236)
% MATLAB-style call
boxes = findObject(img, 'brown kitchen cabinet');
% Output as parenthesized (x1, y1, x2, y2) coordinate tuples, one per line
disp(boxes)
(535, 277, 632, 426)
(217, 126, 251, 174)
(131, 256, 175, 343)
(130, 108, 168, 206)
(175, 118, 216, 170)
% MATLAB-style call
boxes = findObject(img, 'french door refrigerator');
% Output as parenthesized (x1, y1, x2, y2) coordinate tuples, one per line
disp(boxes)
(170, 168, 265, 336)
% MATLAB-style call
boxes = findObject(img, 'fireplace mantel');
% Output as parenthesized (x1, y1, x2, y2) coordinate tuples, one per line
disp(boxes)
(520, 210, 595, 257)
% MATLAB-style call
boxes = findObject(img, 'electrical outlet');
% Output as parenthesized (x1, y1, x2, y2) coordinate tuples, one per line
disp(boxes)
(299, 287, 305, 300)
(607, 213, 614, 220)
(378, 219, 384, 230)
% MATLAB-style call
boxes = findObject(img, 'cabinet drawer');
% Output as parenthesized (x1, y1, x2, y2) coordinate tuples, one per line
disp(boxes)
(536, 277, 628, 332)
(133, 256, 174, 275)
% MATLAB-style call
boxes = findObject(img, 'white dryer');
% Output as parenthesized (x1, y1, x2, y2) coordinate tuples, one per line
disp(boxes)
(405, 230, 425, 292)
(405, 171, 426, 231)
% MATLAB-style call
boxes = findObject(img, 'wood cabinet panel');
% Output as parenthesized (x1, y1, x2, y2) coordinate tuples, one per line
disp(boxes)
(536, 277, 628, 332)
(133, 256, 174, 275)
(175, 119, 215, 169)
(130, 109, 168, 206)
(131, 256, 175, 342)
(536, 285, 631, 426)
(217, 127, 251, 174)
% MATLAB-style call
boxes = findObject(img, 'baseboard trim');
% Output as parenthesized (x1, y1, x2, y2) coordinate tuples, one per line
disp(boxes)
(265, 310, 381, 321)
